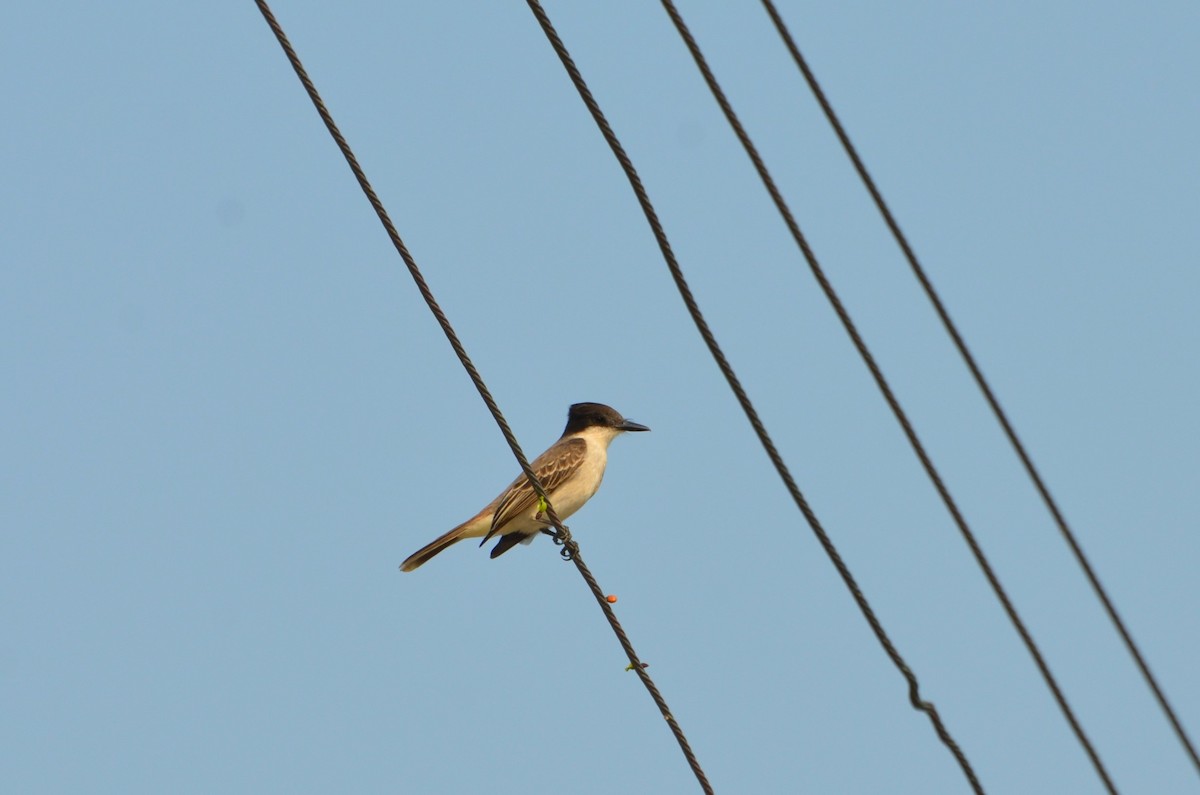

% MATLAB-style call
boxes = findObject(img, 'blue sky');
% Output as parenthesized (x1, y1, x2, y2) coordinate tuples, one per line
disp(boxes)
(3, 2, 1198, 793)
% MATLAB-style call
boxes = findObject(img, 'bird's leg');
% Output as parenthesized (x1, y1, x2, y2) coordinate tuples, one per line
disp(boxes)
(535, 515, 567, 535)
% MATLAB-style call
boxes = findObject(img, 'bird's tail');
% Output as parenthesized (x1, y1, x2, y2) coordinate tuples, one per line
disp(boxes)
(400, 524, 472, 572)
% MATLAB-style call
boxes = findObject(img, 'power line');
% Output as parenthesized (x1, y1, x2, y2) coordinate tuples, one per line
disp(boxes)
(758, 0, 1200, 778)
(252, 3, 712, 792)
(525, 1, 983, 792)
(654, 1, 1118, 791)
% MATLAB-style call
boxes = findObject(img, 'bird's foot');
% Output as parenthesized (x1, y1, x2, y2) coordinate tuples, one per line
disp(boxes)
(539, 523, 568, 537)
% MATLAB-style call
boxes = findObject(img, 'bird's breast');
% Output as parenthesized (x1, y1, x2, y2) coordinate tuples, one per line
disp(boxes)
(548, 447, 607, 520)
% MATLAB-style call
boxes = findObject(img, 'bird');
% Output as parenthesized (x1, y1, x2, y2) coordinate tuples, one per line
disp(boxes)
(400, 402, 649, 571)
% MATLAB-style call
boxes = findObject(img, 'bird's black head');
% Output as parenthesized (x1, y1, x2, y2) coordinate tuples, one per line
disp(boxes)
(563, 402, 650, 436)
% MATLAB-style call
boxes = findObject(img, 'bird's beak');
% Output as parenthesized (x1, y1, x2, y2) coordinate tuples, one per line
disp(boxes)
(619, 419, 650, 432)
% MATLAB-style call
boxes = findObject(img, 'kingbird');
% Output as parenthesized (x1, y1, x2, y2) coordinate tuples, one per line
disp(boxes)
(400, 402, 649, 571)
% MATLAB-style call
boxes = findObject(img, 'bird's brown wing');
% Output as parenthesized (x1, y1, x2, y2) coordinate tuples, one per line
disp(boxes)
(482, 437, 587, 543)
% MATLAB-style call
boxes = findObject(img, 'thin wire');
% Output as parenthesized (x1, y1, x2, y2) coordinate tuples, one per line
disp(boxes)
(655, 1, 1118, 792)
(525, 1, 983, 791)
(252, 3, 712, 792)
(758, 0, 1200, 779)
